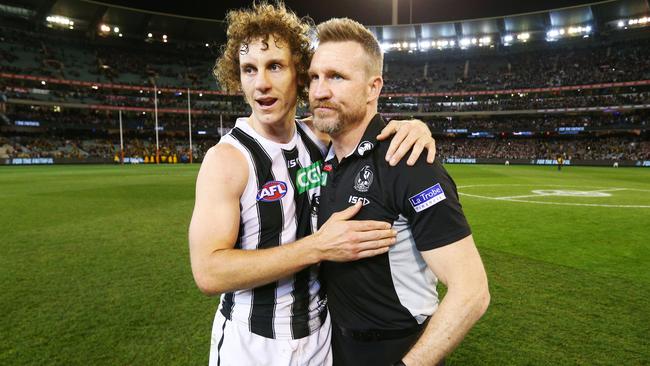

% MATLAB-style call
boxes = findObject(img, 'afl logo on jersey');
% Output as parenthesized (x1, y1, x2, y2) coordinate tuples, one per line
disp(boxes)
(257, 181, 288, 202)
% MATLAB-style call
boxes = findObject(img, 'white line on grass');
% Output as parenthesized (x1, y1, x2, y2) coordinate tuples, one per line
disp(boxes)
(457, 184, 650, 208)
(458, 192, 650, 208)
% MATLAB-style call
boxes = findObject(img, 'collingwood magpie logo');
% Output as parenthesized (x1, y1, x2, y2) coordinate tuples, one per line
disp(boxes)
(354, 165, 374, 192)
(357, 141, 374, 156)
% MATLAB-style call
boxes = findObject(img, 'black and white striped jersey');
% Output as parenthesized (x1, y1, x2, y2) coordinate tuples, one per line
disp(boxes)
(217, 117, 328, 340)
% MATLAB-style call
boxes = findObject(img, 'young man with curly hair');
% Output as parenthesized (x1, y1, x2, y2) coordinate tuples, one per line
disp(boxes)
(188, 3, 436, 365)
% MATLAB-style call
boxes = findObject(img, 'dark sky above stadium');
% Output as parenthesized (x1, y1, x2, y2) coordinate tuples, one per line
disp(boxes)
(96, 0, 598, 25)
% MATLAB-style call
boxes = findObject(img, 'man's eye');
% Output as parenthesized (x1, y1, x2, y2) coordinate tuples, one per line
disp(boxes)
(270, 63, 282, 71)
(332, 74, 343, 80)
(244, 67, 256, 74)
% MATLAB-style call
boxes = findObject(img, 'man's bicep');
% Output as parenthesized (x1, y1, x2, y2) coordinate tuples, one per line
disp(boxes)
(420, 235, 486, 287)
(189, 145, 247, 257)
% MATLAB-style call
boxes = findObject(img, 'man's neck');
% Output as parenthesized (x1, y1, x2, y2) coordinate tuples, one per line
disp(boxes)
(331, 109, 377, 162)
(248, 112, 296, 144)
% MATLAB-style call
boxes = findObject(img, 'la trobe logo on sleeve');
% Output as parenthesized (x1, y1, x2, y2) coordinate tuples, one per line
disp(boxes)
(409, 183, 446, 212)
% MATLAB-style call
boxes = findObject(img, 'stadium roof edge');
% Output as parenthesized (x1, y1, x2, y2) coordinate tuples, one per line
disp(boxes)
(375, 0, 619, 28)
(78, 0, 225, 23)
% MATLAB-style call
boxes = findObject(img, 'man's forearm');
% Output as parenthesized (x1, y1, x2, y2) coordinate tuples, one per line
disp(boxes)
(401, 286, 490, 366)
(193, 236, 321, 296)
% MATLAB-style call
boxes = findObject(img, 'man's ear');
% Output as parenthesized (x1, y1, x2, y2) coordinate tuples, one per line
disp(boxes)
(367, 76, 383, 103)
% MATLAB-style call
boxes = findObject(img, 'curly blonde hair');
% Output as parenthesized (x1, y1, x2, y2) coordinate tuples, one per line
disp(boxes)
(213, 2, 313, 103)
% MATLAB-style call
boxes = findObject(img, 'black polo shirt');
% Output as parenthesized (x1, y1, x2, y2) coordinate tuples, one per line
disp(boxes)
(317, 114, 471, 331)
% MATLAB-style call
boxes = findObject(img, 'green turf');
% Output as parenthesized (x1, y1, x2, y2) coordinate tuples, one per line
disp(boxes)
(1, 164, 649, 365)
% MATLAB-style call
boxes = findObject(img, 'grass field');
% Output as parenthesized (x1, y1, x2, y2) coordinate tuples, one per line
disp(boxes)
(1, 164, 649, 365)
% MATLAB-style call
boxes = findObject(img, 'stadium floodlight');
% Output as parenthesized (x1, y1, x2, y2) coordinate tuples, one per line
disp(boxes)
(46, 15, 73, 26)
(163, 39, 168, 43)
(546, 29, 559, 38)
(91, 85, 99, 90)
(460, 38, 471, 47)
(479, 36, 491, 45)
(41, 80, 46, 85)
(471, 38, 478, 45)
(163, 34, 168, 39)
(617, 20, 625, 28)
(199, 93, 203, 97)
(449, 40, 456, 47)
(408, 42, 417, 49)
(119, 33, 123, 37)
(401, 41, 408, 48)
(503, 34, 514, 43)
(517, 32, 530, 41)
(100, 24, 110, 33)
(147, 32, 153, 38)
(585, 25, 592, 33)
(113, 27, 120, 33)
(205, 43, 209, 47)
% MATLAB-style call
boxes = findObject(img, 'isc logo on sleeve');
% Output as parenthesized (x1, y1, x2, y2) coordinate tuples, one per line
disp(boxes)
(257, 181, 288, 202)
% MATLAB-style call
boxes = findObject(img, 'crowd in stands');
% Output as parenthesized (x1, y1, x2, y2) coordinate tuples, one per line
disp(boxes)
(382, 37, 650, 93)
(0, 135, 217, 162)
(3, 23, 650, 95)
(2, 135, 648, 162)
(422, 112, 650, 131)
(437, 137, 650, 161)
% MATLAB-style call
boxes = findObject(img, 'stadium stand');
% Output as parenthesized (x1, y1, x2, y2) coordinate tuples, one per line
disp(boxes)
(0, 1, 648, 166)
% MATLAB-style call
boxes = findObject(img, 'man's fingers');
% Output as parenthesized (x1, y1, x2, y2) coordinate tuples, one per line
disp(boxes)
(426, 140, 436, 163)
(384, 126, 408, 162)
(331, 201, 362, 221)
(377, 120, 401, 141)
(347, 220, 392, 232)
(351, 229, 396, 243)
(356, 246, 392, 259)
(388, 134, 417, 166)
(406, 140, 425, 166)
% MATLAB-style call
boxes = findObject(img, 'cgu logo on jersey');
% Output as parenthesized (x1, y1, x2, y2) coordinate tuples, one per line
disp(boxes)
(296, 161, 327, 194)
(256, 181, 288, 202)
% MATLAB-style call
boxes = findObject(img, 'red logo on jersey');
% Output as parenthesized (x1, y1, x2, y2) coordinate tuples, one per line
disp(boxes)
(256, 181, 288, 202)
(323, 164, 333, 172)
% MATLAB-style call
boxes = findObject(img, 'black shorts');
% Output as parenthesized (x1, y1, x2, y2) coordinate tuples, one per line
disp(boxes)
(331, 323, 445, 366)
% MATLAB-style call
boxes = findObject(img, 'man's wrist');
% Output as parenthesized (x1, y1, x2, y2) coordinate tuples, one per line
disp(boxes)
(302, 233, 324, 264)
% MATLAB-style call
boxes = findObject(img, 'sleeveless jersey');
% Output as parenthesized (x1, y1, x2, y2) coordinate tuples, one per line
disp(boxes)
(217, 117, 328, 340)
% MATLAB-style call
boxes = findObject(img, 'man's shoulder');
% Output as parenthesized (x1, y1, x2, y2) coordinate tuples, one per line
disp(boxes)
(203, 142, 248, 172)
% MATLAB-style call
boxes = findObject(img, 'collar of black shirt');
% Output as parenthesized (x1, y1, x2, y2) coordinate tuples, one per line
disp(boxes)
(325, 113, 386, 165)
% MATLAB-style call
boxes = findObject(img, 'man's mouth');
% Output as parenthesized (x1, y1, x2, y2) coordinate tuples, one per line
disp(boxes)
(312, 103, 338, 113)
(256, 97, 278, 109)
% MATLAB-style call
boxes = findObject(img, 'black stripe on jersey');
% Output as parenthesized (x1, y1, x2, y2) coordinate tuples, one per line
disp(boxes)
(230, 127, 282, 339)
(216, 316, 228, 366)
(220, 214, 245, 320)
(296, 123, 325, 162)
(296, 124, 328, 315)
(282, 147, 311, 339)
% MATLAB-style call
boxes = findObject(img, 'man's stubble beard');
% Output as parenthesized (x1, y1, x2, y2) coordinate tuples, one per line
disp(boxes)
(313, 104, 366, 137)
